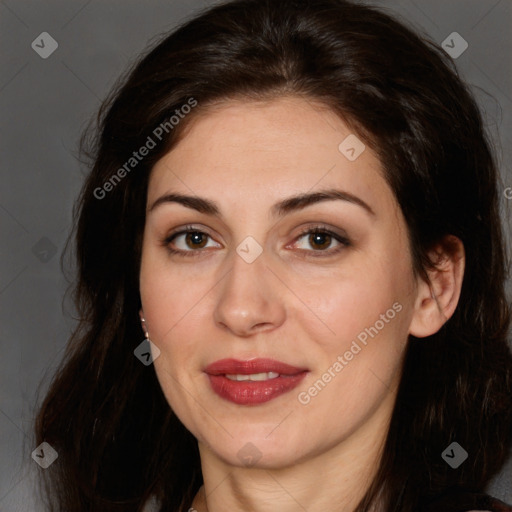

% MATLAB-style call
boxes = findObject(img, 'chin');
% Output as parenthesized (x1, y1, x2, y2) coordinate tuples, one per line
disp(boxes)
(203, 427, 311, 469)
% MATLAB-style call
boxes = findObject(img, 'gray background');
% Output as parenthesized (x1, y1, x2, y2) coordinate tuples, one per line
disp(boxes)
(1, 0, 511, 509)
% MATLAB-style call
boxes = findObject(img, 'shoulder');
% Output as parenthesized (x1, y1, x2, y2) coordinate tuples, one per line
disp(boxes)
(422, 489, 512, 512)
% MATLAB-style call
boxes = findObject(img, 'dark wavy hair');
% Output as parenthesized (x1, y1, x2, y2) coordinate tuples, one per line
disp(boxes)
(33, 0, 512, 511)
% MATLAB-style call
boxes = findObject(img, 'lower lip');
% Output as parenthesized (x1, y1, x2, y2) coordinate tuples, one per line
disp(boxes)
(207, 373, 308, 405)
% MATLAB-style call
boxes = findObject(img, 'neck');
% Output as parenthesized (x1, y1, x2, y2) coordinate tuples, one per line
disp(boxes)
(191, 386, 396, 512)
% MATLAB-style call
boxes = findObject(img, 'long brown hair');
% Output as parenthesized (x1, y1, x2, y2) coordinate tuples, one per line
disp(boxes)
(33, 1, 512, 510)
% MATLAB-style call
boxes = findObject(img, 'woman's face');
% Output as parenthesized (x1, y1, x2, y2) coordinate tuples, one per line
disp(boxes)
(139, 96, 421, 468)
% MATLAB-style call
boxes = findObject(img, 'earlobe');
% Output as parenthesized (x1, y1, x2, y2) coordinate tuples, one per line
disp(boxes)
(409, 236, 465, 338)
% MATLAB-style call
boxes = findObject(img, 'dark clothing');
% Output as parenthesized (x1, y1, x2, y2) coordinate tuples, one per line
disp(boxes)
(422, 490, 512, 512)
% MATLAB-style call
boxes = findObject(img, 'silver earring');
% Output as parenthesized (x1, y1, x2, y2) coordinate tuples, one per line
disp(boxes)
(137, 316, 161, 364)
(141, 316, 150, 339)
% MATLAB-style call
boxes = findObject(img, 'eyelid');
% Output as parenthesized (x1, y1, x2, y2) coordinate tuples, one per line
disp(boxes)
(164, 224, 213, 242)
(293, 223, 349, 241)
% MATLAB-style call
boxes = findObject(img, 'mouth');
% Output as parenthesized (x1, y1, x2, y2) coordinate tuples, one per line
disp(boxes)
(204, 358, 308, 405)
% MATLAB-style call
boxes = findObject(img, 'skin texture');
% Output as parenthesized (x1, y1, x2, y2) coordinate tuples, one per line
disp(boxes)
(139, 96, 465, 512)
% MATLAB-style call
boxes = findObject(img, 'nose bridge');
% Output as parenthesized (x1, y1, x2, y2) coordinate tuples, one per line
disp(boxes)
(213, 242, 286, 335)
(227, 243, 267, 294)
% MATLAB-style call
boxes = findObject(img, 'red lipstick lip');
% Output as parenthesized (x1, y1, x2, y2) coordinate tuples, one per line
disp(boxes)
(204, 358, 307, 376)
(204, 358, 309, 405)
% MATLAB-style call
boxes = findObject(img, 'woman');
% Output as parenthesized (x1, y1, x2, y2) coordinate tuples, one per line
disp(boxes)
(33, 0, 512, 511)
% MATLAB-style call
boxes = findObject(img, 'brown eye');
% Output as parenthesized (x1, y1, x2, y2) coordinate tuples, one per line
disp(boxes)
(308, 232, 332, 250)
(292, 227, 350, 257)
(164, 227, 222, 257)
(185, 232, 208, 249)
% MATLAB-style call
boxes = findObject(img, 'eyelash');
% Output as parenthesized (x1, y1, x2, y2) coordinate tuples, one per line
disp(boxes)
(162, 224, 351, 258)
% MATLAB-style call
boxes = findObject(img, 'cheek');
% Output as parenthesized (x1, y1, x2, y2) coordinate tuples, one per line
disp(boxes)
(302, 265, 409, 347)
(139, 250, 211, 342)
(139, 260, 208, 415)
(295, 253, 414, 399)
(298, 278, 410, 423)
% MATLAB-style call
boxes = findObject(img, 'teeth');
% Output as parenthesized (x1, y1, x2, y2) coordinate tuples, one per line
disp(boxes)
(225, 372, 280, 381)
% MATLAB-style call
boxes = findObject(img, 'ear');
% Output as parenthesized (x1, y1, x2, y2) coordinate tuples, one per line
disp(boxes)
(409, 235, 465, 338)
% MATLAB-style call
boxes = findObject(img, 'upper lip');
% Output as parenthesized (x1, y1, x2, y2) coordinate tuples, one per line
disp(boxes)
(204, 358, 308, 376)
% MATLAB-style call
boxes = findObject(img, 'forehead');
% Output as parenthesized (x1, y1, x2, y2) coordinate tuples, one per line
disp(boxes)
(147, 96, 396, 218)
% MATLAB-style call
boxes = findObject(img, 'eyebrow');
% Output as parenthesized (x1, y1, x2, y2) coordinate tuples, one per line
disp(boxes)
(148, 188, 375, 218)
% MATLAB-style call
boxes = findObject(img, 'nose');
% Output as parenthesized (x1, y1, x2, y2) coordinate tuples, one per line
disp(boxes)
(213, 249, 286, 337)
